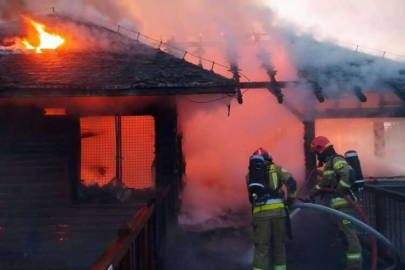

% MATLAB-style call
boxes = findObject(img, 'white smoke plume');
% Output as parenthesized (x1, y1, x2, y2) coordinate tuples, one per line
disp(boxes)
(267, 0, 405, 56)
(277, 28, 405, 95)
(256, 48, 273, 71)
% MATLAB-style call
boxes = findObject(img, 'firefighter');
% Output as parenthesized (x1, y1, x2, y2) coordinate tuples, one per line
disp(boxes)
(309, 136, 362, 270)
(246, 148, 297, 270)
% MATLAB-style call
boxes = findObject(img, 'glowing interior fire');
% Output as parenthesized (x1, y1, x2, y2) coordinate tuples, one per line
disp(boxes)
(22, 18, 65, 53)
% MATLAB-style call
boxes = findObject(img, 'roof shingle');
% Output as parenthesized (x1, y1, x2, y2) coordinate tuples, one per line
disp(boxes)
(0, 24, 235, 97)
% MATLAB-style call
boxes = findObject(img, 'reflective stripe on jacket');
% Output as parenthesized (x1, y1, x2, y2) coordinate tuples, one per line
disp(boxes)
(331, 197, 349, 208)
(253, 198, 284, 214)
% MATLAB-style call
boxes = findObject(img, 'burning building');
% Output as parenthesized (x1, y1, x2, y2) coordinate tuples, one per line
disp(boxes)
(0, 14, 238, 269)
(1, 7, 405, 270)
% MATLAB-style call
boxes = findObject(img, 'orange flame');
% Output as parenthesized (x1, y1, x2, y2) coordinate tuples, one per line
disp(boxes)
(22, 18, 65, 53)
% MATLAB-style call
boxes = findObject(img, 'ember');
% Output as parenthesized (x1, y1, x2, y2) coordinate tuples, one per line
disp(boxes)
(22, 17, 65, 53)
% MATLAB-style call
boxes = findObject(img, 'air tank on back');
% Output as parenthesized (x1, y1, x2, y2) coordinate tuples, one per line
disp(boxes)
(344, 150, 364, 191)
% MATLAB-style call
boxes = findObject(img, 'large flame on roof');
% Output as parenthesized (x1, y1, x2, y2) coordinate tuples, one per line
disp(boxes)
(22, 18, 65, 53)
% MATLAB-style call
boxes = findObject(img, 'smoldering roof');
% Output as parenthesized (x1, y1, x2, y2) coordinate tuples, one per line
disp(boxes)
(0, 15, 235, 97)
(281, 31, 405, 94)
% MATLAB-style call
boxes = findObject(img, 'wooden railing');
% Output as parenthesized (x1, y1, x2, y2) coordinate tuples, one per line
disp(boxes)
(91, 184, 173, 270)
(359, 181, 405, 260)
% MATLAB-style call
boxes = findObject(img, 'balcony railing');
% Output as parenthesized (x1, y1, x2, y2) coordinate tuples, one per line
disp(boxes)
(91, 184, 174, 270)
(358, 181, 405, 260)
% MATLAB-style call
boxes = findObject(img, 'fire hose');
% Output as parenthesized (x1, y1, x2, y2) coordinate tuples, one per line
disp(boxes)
(290, 189, 402, 270)
(312, 188, 378, 270)
(295, 170, 379, 269)
(290, 203, 402, 270)
(248, 168, 402, 269)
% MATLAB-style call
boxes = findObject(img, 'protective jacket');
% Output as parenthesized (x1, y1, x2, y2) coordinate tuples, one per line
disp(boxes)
(311, 154, 362, 270)
(312, 155, 356, 208)
(246, 163, 297, 218)
(246, 162, 297, 270)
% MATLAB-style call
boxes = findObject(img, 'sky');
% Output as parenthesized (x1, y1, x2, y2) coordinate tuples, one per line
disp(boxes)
(266, 0, 405, 56)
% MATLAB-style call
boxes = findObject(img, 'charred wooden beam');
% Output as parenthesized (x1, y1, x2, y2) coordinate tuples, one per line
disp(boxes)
(243, 77, 304, 120)
(238, 81, 293, 89)
(239, 79, 304, 120)
(0, 85, 236, 98)
(303, 121, 317, 188)
(393, 88, 405, 101)
(284, 101, 305, 122)
(310, 81, 325, 103)
(373, 120, 385, 157)
(387, 82, 405, 101)
(265, 69, 284, 104)
(353, 86, 368, 102)
(230, 65, 243, 104)
(114, 116, 123, 184)
(316, 107, 405, 118)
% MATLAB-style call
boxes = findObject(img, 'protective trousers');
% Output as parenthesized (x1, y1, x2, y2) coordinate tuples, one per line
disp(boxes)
(337, 206, 362, 270)
(253, 216, 287, 270)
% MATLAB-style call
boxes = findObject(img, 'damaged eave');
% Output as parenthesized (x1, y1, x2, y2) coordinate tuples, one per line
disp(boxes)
(239, 80, 305, 121)
(315, 107, 405, 119)
(0, 84, 236, 98)
(239, 81, 294, 89)
(0, 80, 298, 98)
(386, 81, 405, 101)
(297, 63, 405, 103)
(0, 45, 237, 98)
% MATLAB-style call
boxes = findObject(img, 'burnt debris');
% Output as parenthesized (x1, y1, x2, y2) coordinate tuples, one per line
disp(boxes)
(230, 64, 243, 104)
(353, 86, 367, 102)
(310, 81, 325, 103)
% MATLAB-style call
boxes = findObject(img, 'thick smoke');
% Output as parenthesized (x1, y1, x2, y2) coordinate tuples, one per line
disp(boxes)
(0, 0, 142, 31)
(177, 93, 304, 228)
(316, 118, 405, 177)
(120, 0, 305, 228)
(0, 0, 27, 20)
(267, 0, 405, 56)
(277, 28, 405, 95)
(256, 49, 273, 71)
(80, 0, 139, 25)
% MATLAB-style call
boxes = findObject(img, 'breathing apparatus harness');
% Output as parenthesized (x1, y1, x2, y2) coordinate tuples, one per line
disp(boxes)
(248, 155, 283, 208)
(248, 156, 293, 239)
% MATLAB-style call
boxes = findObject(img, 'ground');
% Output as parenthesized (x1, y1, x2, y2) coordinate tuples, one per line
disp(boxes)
(163, 207, 374, 270)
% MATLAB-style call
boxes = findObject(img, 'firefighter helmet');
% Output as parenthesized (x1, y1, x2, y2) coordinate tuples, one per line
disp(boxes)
(311, 136, 332, 154)
(253, 147, 273, 161)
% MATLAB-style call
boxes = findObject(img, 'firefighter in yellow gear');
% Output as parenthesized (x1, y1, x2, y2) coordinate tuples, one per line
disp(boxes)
(246, 148, 297, 270)
(310, 136, 362, 270)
